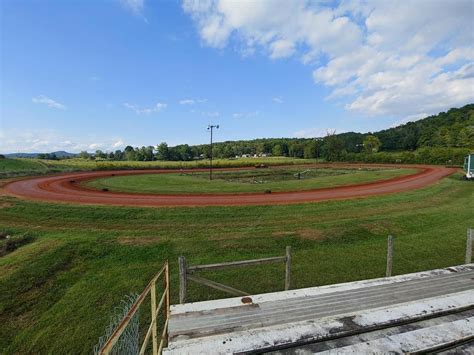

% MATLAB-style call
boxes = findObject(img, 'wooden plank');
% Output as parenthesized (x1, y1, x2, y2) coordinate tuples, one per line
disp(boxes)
(168, 270, 474, 339)
(285, 246, 291, 291)
(187, 274, 249, 297)
(179, 256, 187, 304)
(386, 235, 394, 277)
(187, 256, 286, 272)
(316, 318, 474, 354)
(270, 309, 474, 353)
(171, 265, 474, 315)
(164, 291, 474, 354)
(169, 284, 474, 340)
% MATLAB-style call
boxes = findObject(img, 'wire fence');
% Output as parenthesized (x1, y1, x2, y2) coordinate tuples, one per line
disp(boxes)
(94, 262, 169, 355)
(93, 293, 141, 355)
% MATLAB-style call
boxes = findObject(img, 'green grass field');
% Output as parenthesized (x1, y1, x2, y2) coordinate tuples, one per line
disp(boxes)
(85, 167, 416, 194)
(0, 157, 321, 178)
(1, 171, 473, 353)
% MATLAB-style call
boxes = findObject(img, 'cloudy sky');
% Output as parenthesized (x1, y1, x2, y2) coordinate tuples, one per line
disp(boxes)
(1, 0, 473, 153)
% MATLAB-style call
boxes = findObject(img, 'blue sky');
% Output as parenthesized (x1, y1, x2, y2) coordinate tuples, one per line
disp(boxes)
(1, 0, 473, 153)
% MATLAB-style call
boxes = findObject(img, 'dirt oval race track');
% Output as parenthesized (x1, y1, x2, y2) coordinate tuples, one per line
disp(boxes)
(3, 164, 456, 207)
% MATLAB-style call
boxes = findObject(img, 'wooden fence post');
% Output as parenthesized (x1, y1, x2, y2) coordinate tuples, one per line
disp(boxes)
(179, 256, 187, 304)
(386, 235, 393, 277)
(285, 246, 292, 291)
(466, 229, 473, 264)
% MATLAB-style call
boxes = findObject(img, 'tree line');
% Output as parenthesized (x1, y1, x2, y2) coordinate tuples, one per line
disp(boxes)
(63, 103, 474, 164)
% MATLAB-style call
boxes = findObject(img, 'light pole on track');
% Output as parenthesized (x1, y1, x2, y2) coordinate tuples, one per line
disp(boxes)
(207, 124, 219, 180)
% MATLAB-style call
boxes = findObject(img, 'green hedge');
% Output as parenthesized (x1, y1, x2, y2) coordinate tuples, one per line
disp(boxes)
(342, 147, 471, 166)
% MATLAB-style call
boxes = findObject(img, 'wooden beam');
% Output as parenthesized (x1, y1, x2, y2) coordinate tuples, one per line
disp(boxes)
(187, 274, 250, 297)
(187, 256, 286, 272)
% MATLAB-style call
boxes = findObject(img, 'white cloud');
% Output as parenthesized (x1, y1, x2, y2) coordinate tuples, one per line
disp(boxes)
(123, 101, 167, 115)
(112, 139, 125, 149)
(269, 39, 295, 59)
(201, 111, 220, 117)
(121, 0, 144, 15)
(183, 0, 474, 118)
(0, 129, 126, 153)
(233, 110, 260, 118)
(272, 96, 283, 104)
(293, 128, 335, 139)
(179, 98, 208, 105)
(32, 95, 66, 110)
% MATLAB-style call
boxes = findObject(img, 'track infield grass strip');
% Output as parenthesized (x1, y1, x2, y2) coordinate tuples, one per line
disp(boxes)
(83, 167, 417, 194)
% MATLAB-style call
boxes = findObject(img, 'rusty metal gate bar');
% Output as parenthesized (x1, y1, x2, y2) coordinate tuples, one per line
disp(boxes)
(99, 261, 170, 355)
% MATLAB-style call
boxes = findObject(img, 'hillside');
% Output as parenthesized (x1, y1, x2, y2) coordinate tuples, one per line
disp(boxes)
(375, 104, 474, 151)
(4, 151, 76, 159)
(192, 104, 474, 159)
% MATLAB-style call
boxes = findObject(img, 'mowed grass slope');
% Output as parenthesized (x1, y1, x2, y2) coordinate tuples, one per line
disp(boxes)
(0, 158, 50, 177)
(84, 167, 416, 194)
(0, 173, 473, 353)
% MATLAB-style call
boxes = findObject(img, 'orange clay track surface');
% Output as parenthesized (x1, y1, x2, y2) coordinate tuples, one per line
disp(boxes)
(3, 164, 456, 207)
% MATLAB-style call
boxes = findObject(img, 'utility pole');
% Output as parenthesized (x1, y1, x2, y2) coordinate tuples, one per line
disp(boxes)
(207, 124, 219, 180)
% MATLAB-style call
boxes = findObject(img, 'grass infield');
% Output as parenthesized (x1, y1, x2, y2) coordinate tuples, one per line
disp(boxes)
(83, 167, 417, 194)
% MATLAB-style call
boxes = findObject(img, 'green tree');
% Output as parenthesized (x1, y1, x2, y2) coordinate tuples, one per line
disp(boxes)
(363, 135, 382, 153)
(457, 127, 474, 148)
(304, 140, 319, 159)
(156, 142, 170, 161)
(289, 143, 304, 158)
(124, 146, 136, 161)
(322, 132, 345, 161)
(272, 144, 283, 156)
(79, 151, 90, 159)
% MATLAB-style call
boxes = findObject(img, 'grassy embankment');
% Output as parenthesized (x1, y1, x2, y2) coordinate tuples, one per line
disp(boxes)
(85, 167, 417, 194)
(0, 170, 473, 353)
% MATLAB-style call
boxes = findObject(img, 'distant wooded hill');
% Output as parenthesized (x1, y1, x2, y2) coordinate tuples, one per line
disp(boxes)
(4, 151, 77, 159)
(185, 103, 474, 159)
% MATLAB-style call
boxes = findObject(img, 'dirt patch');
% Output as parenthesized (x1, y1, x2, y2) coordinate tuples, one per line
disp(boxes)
(117, 236, 161, 246)
(297, 229, 325, 240)
(0, 202, 13, 209)
(360, 221, 396, 235)
(272, 229, 325, 240)
(271, 231, 295, 237)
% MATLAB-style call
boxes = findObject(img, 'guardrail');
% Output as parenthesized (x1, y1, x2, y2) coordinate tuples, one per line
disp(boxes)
(99, 261, 170, 355)
(179, 247, 291, 304)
